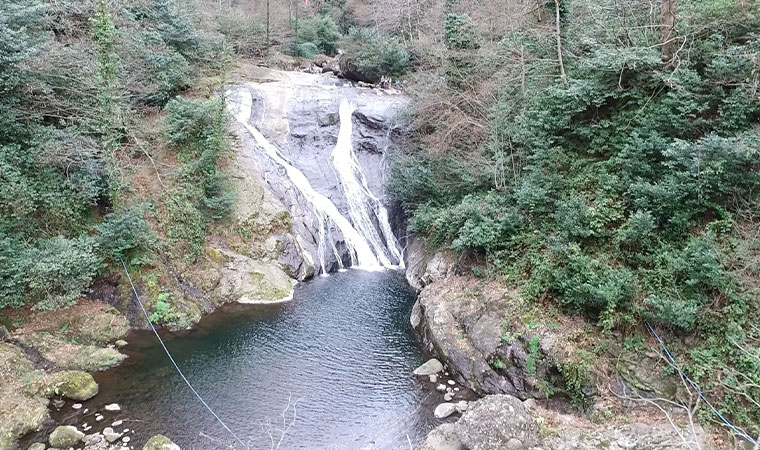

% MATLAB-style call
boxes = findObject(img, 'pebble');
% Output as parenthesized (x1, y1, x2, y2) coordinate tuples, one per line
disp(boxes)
(455, 401, 469, 413)
(436, 384, 447, 392)
(122, 436, 131, 443)
(105, 403, 121, 412)
(428, 374, 438, 383)
(52, 399, 65, 409)
(111, 420, 123, 427)
(83, 408, 89, 414)
(72, 403, 83, 410)
(95, 415, 104, 422)
(443, 393, 453, 401)
(447, 380, 456, 385)
(454, 387, 460, 392)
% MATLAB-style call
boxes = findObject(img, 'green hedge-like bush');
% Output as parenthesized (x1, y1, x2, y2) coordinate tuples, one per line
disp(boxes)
(292, 15, 341, 56)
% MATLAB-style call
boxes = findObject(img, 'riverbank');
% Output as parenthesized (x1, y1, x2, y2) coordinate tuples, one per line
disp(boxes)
(405, 236, 750, 450)
(0, 300, 181, 450)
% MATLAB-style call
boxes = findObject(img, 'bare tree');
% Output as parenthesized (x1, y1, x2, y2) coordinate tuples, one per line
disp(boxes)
(660, 0, 677, 60)
(553, 0, 568, 85)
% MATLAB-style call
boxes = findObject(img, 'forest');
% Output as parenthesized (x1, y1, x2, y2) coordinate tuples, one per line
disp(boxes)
(1, 0, 759, 444)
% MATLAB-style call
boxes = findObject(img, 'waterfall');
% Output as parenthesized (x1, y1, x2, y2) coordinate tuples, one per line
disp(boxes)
(225, 88, 403, 274)
(331, 100, 405, 269)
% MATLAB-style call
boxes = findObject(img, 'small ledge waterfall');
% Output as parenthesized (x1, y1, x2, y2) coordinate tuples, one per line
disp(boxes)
(226, 85, 404, 274)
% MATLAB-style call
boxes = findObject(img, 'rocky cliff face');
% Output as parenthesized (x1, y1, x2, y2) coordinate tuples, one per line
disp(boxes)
(406, 243, 558, 399)
(226, 67, 407, 277)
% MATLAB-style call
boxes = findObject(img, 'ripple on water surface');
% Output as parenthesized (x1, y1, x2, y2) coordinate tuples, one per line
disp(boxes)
(86, 270, 440, 449)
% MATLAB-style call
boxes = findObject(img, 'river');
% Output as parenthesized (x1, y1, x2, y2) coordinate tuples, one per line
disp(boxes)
(47, 270, 440, 449)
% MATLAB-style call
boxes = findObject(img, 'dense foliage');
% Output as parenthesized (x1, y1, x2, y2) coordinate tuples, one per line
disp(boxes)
(345, 27, 410, 77)
(0, 0, 232, 310)
(392, 0, 760, 433)
(292, 15, 342, 56)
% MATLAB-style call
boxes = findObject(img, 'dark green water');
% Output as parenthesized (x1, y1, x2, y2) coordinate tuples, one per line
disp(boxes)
(74, 270, 438, 449)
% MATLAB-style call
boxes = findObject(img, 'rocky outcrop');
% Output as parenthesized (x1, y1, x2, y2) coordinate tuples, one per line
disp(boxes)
(203, 247, 294, 304)
(417, 395, 705, 450)
(411, 270, 557, 397)
(338, 54, 382, 84)
(456, 396, 538, 449)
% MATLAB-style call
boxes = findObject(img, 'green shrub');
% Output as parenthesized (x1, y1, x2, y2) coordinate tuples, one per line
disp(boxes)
(444, 13, 478, 50)
(96, 205, 157, 266)
(132, 0, 201, 59)
(293, 15, 341, 56)
(293, 42, 319, 59)
(0, 236, 101, 310)
(148, 292, 181, 325)
(127, 31, 191, 106)
(345, 27, 410, 77)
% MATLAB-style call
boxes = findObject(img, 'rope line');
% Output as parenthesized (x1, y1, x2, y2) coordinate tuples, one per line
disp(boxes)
(120, 258, 248, 449)
(645, 321, 757, 446)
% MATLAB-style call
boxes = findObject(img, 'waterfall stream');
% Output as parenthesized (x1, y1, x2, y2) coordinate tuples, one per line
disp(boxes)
(225, 87, 404, 274)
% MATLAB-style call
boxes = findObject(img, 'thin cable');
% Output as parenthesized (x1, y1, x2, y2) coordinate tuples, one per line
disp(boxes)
(645, 321, 757, 446)
(120, 258, 248, 449)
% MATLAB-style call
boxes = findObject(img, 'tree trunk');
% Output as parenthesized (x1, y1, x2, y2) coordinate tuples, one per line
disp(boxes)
(660, 0, 677, 61)
(553, 0, 568, 86)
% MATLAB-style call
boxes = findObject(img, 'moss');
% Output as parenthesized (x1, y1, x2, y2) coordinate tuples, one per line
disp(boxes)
(18, 332, 127, 371)
(143, 434, 180, 450)
(205, 246, 227, 265)
(0, 344, 49, 450)
(49, 425, 84, 448)
(43, 370, 99, 401)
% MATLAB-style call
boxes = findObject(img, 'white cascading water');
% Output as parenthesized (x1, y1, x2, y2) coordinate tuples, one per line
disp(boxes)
(225, 88, 403, 273)
(331, 100, 405, 269)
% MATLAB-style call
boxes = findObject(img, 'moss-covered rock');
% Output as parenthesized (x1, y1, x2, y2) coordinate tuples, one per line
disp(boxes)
(44, 370, 99, 401)
(18, 332, 127, 371)
(48, 425, 84, 448)
(143, 434, 181, 450)
(208, 247, 294, 304)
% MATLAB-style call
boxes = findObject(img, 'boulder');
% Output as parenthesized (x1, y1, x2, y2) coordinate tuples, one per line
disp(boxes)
(45, 370, 99, 401)
(49, 425, 84, 448)
(415, 424, 465, 450)
(114, 340, 128, 348)
(338, 54, 381, 84)
(456, 395, 538, 450)
(434, 402, 459, 419)
(26, 444, 45, 450)
(414, 358, 444, 376)
(143, 434, 181, 450)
